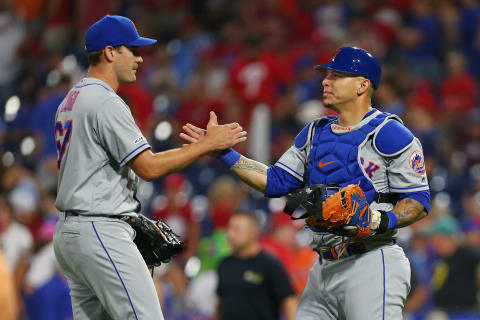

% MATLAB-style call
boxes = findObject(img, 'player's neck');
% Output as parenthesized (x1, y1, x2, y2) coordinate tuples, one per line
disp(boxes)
(336, 100, 372, 127)
(87, 66, 120, 92)
(235, 242, 261, 259)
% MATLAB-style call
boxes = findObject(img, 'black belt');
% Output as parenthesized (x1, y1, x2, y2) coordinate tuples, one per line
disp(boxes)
(316, 243, 366, 261)
(374, 192, 399, 204)
(316, 239, 396, 261)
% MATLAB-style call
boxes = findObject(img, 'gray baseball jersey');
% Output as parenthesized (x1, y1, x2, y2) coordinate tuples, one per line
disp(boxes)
(53, 77, 164, 320)
(274, 109, 428, 250)
(54, 77, 150, 216)
(267, 108, 429, 320)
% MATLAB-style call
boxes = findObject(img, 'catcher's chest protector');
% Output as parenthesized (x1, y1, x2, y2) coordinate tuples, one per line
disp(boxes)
(307, 112, 390, 203)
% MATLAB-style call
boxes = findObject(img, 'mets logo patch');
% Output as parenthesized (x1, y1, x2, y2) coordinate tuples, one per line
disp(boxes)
(409, 150, 425, 175)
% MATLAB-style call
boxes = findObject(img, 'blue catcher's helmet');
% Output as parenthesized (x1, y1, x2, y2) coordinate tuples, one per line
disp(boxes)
(314, 47, 381, 89)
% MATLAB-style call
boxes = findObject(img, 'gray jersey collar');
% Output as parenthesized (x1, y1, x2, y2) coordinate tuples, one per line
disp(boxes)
(330, 108, 381, 134)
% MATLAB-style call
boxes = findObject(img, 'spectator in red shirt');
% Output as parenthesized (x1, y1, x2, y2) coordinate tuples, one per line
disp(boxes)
(229, 34, 292, 125)
(440, 50, 477, 115)
(152, 173, 199, 260)
(118, 82, 154, 131)
(207, 176, 248, 230)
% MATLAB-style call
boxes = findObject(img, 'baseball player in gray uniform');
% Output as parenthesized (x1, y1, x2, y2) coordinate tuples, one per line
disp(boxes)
(181, 47, 430, 319)
(53, 15, 247, 320)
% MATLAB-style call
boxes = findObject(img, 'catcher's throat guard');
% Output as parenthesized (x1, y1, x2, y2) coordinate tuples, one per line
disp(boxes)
(284, 184, 340, 221)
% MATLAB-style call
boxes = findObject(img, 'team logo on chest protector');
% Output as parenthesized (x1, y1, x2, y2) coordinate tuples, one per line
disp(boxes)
(409, 150, 425, 175)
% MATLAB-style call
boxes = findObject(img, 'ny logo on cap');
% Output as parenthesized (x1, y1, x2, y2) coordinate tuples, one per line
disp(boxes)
(330, 50, 340, 61)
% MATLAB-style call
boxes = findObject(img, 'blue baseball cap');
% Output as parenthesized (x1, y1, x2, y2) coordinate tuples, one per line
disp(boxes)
(85, 15, 157, 53)
(314, 47, 381, 88)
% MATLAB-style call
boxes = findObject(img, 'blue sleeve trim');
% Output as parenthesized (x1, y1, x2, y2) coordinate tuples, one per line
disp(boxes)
(74, 83, 111, 92)
(374, 119, 414, 156)
(399, 190, 431, 212)
(266, 165, 303, 198)
(276, 161, 303, 180)
(119, 143, 150, 166)
(390, 185, 429, 190)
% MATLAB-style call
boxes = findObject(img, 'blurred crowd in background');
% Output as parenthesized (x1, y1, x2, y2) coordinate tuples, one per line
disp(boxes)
(0, 0, 480, 319)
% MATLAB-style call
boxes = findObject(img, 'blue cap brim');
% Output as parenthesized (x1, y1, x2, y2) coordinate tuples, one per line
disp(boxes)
(127, 37, 157, 47)
(314, 64, 330, 72)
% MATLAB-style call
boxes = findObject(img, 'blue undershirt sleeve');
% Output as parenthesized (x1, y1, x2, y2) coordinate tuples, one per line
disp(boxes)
(398, 190, 431, 213)
(265, 165, 304, 198)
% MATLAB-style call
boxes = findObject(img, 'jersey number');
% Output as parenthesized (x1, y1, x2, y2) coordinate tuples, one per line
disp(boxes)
(55, 120, 73, 169)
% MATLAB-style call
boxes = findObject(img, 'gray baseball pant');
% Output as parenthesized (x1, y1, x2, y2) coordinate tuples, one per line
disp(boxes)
(53, 212, 164, 320)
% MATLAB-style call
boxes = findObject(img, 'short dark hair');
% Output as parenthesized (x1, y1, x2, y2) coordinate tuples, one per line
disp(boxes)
(232, 211, 261, 229)
(87, 45, 122, 66)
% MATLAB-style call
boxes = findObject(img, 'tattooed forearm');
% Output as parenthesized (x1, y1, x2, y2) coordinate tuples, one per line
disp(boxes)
(392, 198, 427, 228)
(230, 156, 268, 193)
(232, 157, 268, 175)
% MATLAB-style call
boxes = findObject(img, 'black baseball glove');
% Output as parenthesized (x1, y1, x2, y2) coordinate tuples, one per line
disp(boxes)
(124, 214, 184, 268)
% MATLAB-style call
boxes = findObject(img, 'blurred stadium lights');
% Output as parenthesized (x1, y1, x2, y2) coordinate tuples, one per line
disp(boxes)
(451, 150, 467, 170)
(61, 54, 78, 73)
(469, 163, 480, 180)
(254, 209, 267, 230)
(137, 180, 154, 201)
(191, 195, 209, 221)
(2, 151, 14, 167)
(20, 136, 35, 156)
(154, 120, 172, 141)
(296, 228, 313, 247)
(151, 194, 167, 212)
(4, 95, 20, 122)
(268, 197, 287, 213)
(430, 175, 446, 192)
(46, 69, 61, 87)
(184, 256, 201, 278)
(166, 39, 182, 55)
(433, 192, 451, 211)
(475, 192, 480, 207)
(198, 167, 215, 186)
(153, 94, 170, 114)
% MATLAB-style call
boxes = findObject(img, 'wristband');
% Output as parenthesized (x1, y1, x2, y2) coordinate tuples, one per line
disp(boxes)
(218, 148, 241, 168)
(386, 211, 398, 230)
(377, 210, 398, 233)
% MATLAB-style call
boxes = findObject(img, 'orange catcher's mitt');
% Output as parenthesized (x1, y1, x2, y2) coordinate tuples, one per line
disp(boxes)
(284, 184, 374, 238)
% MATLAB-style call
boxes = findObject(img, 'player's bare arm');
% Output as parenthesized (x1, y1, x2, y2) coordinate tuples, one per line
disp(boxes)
(180, 122, 268, 193)
(391, 197, 427, 228)
(131, 112, 247, 181)
(230, 156, 268, 193)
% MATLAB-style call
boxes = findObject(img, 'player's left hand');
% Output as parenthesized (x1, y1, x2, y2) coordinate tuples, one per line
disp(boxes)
(305, 184, 373, 238)
(180, 123, 205, 144)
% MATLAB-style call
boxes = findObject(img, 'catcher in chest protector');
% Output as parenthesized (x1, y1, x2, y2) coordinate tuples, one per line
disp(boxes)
(53, 15, 246, 320)
(181, 47, 430, 320)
